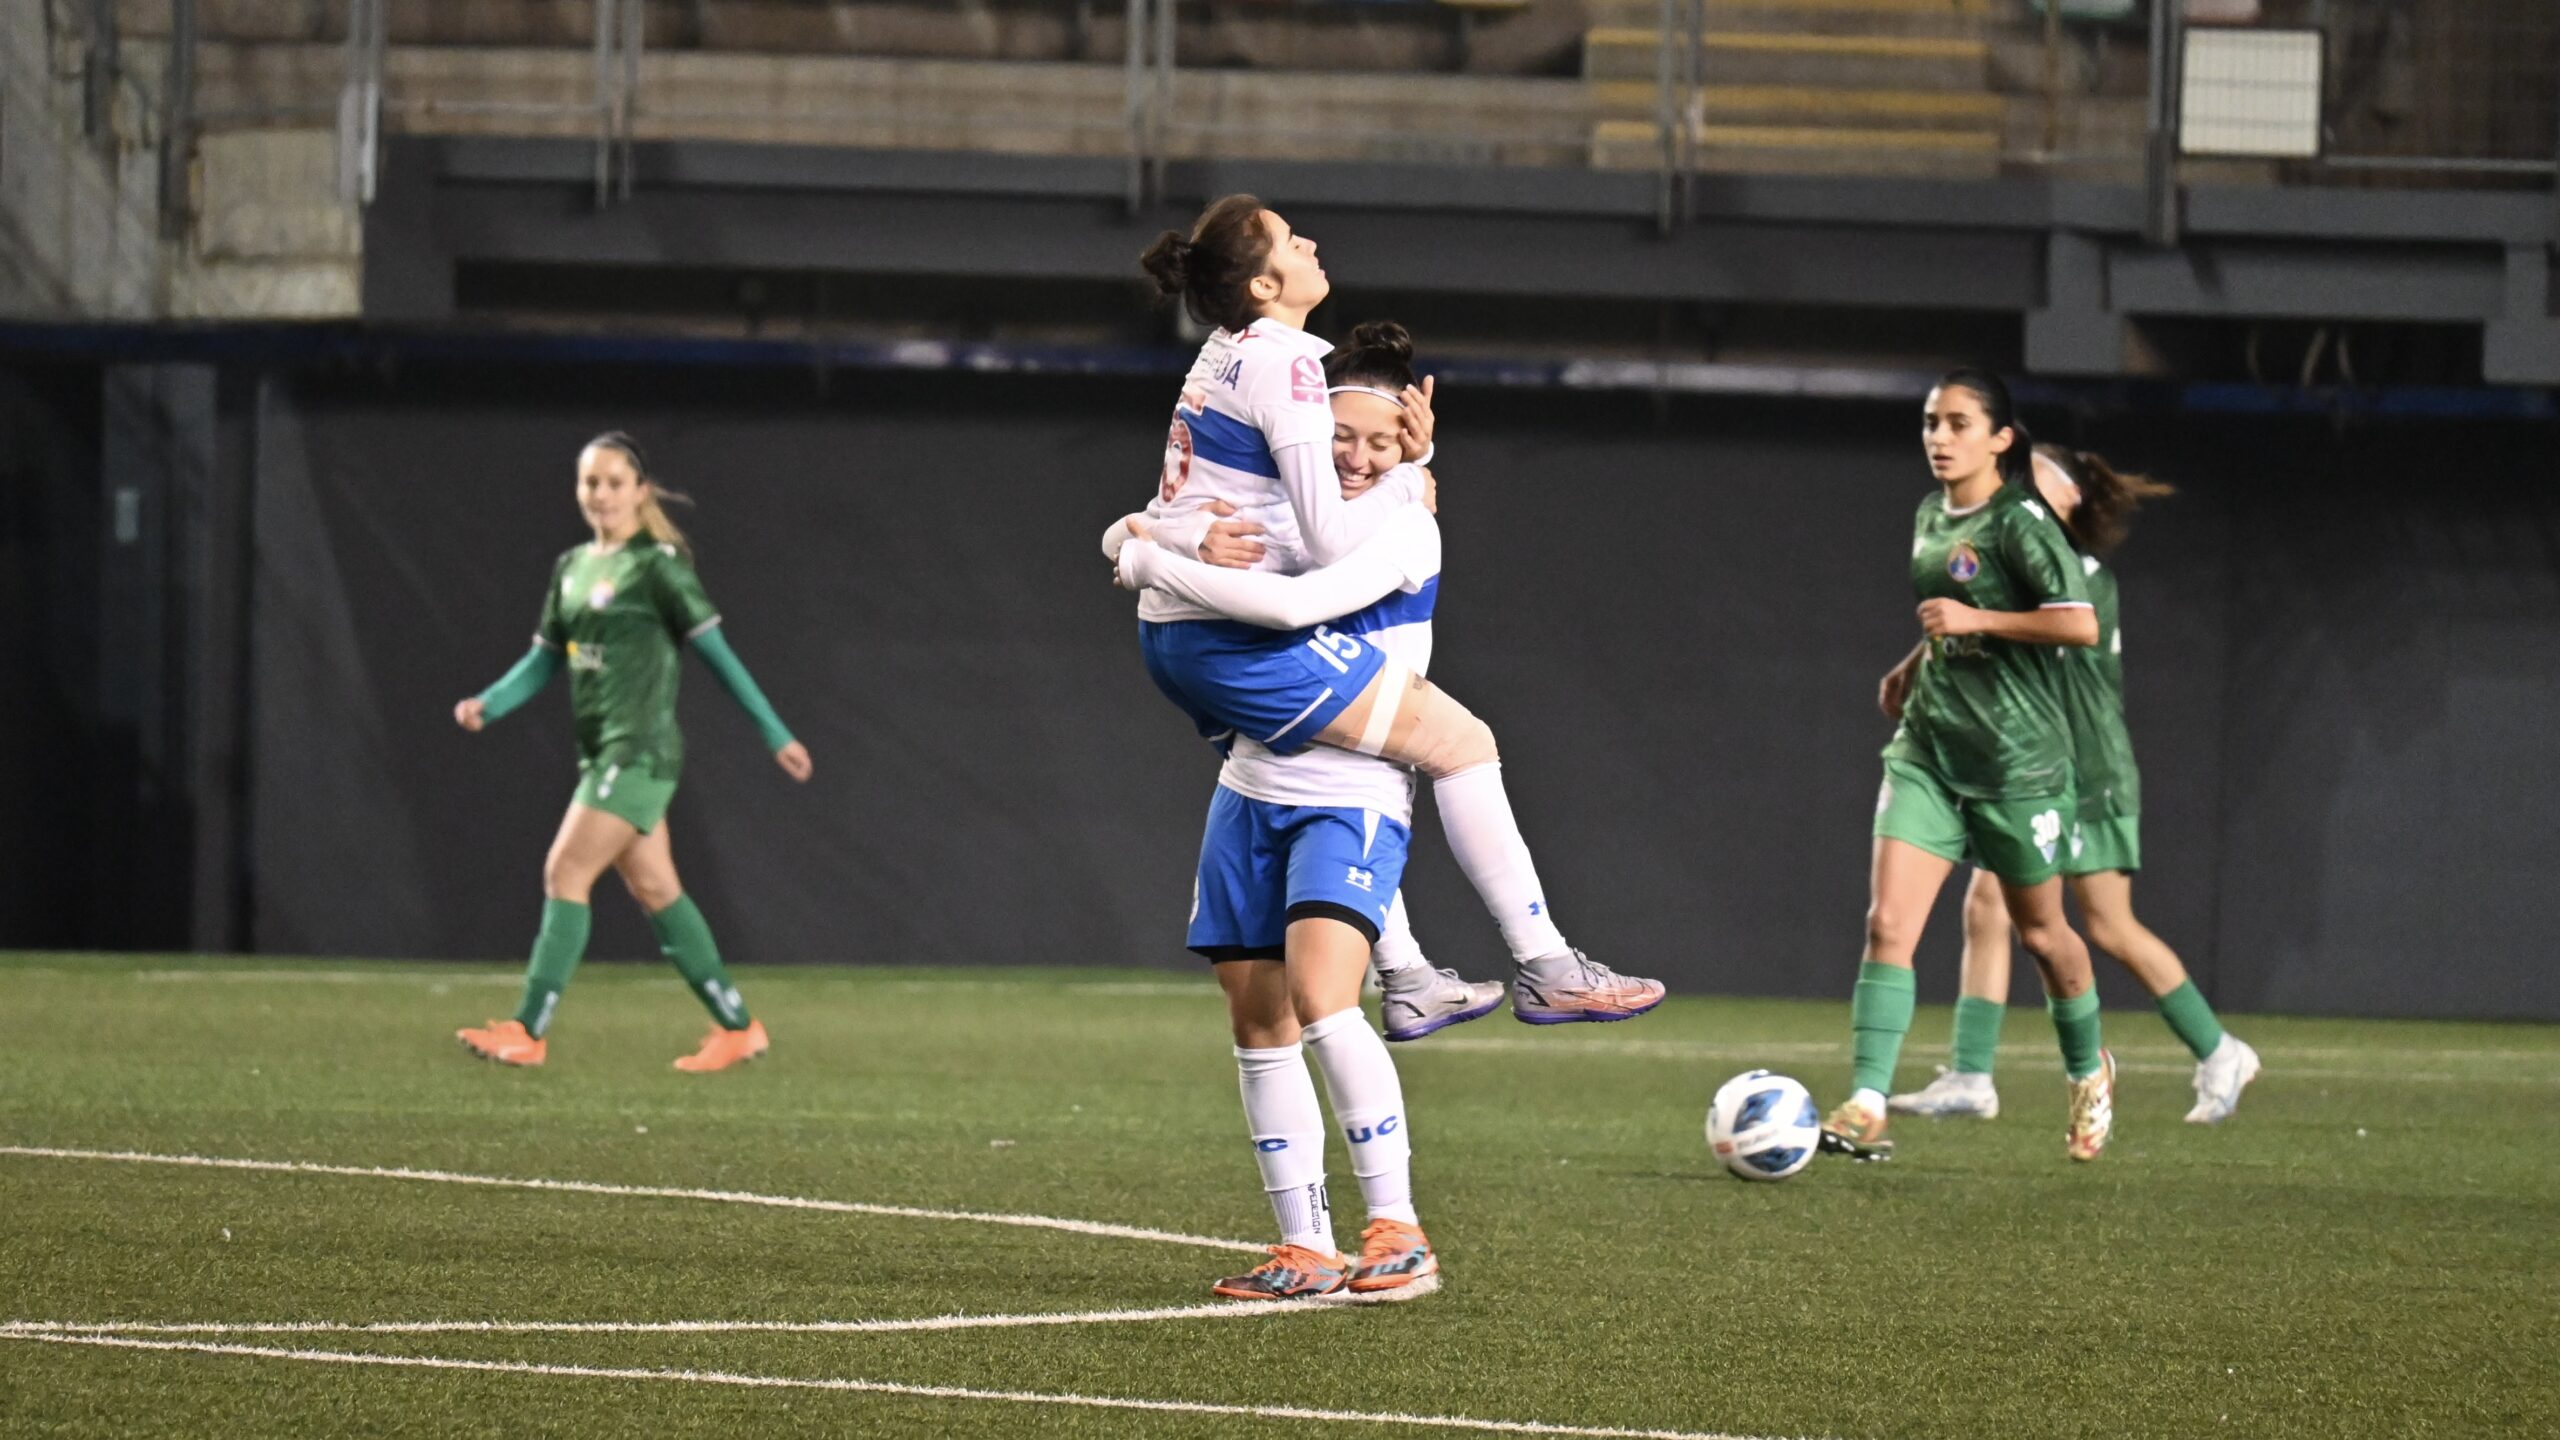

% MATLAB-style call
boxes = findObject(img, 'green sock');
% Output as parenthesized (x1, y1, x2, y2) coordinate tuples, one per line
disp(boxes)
(2153, 980, 2225, 1061)
(2047, 989, 2104, 1080)
(1950, 995, 2006, 1076)
(651, 895, 750, 1030)
(513, 899, 591, 1037)
(1849, 961, 1917, 1096)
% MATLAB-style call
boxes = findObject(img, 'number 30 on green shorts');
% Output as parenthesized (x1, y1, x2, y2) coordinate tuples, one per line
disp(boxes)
(574, 755, 679, 833)
(1872, 758, 2076, 887)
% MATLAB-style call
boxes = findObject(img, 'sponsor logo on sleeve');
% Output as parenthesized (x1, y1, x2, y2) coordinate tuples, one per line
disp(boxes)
(1290, 356, 1324, 404)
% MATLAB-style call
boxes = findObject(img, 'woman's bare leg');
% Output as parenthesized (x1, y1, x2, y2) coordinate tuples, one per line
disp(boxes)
(1888, 867, 2012, 1115)
(1313, 665, 1663, 1018)
(1828, 837, 1957, 1148)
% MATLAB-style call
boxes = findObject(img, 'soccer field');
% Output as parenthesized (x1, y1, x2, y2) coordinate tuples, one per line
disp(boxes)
(3, 955, 2553, 1438)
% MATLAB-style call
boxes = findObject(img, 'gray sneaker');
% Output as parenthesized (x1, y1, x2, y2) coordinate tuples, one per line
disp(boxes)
(1888, 1067, 2000, 1119)
(1378, 965, 1506, 1042)
(2184, 1034, 2261, 1124)
(1510, 949, 1666, 1025)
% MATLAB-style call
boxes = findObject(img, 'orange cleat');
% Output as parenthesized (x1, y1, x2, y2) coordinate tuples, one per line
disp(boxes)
(674, 1018, 769, 1073)
(1348, 1218, 1440, 1296)
(457, 1019, 546, 1067)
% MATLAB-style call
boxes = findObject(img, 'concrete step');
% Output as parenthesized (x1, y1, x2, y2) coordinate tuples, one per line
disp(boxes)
(1593, 117, 2002, 177)
(1585, 0, 1999, 41)
(1589, 79, 2005, 129)
(179, 42, 1595, 165)
(1586, 29, 1990, 88)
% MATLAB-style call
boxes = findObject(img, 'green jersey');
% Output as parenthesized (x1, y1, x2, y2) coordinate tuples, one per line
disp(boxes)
(1883, 483, 2091, 800)
(536, 539, 722, 773)
(2058, 551, 2140, 816)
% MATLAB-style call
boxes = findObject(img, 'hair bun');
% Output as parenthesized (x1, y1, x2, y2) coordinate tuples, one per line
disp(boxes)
(1137, 230, 1192, 299)
(1344, 320, 1413, 365)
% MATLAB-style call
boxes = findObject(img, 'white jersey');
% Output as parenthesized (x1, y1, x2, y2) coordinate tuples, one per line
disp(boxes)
(1137, 318, 1422, 622)
(1216, 511, 1442, 824)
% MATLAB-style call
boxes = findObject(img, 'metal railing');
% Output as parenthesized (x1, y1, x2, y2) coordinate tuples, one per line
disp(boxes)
(40, 0, 2560, 243)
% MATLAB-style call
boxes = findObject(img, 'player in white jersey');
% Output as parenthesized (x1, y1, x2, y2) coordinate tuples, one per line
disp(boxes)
(1113, 195, 1664, 1023)
(1124, 323, 1506, 1042)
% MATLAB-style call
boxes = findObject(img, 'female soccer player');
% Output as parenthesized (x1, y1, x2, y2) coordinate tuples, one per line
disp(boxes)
(1116, 194, 1663, 1025)
(1122, 321, 1505, 1042)
(1889, 444, 2261, 1124)
(451, 432, 811, 1071)
(1115, 329, 1456, 1301)
(1823, 370, 2115, 1163)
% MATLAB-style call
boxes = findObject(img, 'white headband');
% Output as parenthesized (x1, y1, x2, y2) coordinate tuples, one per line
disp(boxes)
(1327, 385, 1405, 407)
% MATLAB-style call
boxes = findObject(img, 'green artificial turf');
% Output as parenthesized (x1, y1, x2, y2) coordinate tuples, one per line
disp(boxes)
(2, 954, 2554, 1438)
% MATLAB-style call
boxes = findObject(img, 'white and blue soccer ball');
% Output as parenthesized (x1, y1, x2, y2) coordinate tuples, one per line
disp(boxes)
(1706, 1070, 1821, 1182)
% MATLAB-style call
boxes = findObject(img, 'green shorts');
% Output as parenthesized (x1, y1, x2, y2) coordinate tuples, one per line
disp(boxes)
(2065, 809, 2141, 876)
(1874, 758, 2077, 888)
(574, 755, 678, 834)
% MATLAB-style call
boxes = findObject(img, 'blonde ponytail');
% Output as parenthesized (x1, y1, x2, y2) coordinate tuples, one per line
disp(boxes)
(636, 485, 694, 557)
(586, 430, 695, 558)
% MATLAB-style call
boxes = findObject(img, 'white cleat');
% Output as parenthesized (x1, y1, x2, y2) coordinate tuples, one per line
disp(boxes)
(1378, 965, 1506, 1042)
(2067, 1050, 2116, 1162)
(1888, 1067, 2000, 1119)
(2184, 1034, 2262, 1124)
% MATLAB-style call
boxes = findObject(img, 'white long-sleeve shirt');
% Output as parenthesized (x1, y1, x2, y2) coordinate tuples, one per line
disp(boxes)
(1134, 319, 1424, 622)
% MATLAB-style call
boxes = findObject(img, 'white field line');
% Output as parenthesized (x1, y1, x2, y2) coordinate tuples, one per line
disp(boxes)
(0, 1332, 1788, 1440)
(127, 969, 517, 986)
(0, 1296, 1396, 1339)
(0, 1147, 1263, 1254)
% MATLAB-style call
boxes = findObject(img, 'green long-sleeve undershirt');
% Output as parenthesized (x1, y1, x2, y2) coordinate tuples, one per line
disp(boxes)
(476, 644, 561, 723)
(473, 629, 794, 753)
(689, 626, 796, 753)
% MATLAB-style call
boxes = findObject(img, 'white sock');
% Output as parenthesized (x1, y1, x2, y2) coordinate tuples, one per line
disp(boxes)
(1300, 1008, 1418, 1226)
(1431, 763, 1569, 962)
(1370, 891, 1428, 979)
(1234, 1044, 1333, 1252)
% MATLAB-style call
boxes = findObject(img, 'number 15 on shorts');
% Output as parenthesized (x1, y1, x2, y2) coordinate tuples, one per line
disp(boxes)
(1304, 625, 1365, 674)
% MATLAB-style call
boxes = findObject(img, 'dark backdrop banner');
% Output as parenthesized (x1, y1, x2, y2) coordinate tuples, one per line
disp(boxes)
(244, 365, 2560, 1021)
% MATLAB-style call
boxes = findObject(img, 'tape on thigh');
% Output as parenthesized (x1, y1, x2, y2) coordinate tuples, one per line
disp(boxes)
(1352, 660, 1411, 757)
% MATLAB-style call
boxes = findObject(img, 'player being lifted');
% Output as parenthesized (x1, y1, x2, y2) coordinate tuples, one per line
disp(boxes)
(451, 432, 811, 1070)
(1111, 194, 1663, 1024)
(1891, 443, 2262, 1124)
(1824, 370, 2115, 1163)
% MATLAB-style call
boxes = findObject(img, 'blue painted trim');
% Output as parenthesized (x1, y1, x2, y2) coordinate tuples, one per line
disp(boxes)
(1, 324, 2551, 421)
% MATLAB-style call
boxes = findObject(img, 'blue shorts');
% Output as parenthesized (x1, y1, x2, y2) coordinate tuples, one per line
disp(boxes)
(1139, 618, 1391, 758)
(1187, 785, 1412, 960)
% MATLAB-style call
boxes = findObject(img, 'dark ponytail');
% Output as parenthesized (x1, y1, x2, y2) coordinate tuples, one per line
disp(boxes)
(1324, 320, 1417, 393)
(1139, 194, 1275, 334)
(2034, 443, 2173, 555)
(1935, 366, 2034, 491)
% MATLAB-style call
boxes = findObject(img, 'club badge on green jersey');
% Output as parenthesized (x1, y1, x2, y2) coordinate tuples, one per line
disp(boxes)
(1947, 541, 1981, 583)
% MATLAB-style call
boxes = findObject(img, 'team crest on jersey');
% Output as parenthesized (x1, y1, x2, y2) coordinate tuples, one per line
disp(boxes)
(1161, 416, 1195, 503)
(1946, 542, 1981, 583)
(1290, 356, 1324, 404)
(585, 579, 618, 611)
